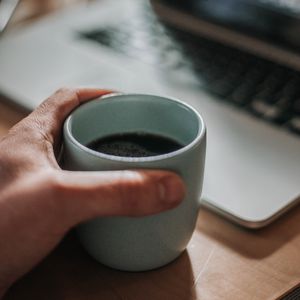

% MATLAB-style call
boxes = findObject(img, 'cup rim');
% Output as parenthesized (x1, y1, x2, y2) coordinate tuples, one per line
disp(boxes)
(64, 93, 206, 163)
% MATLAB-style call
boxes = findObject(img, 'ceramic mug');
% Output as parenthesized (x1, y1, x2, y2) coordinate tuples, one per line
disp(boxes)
(63, 93, 206, 271)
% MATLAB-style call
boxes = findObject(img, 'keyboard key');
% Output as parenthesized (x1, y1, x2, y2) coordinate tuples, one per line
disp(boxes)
(250, 100, 273, 116)
(266, 108, 292, 124)
(287, 117, 300, 135)
(293, 98, 300, 115)
(252, 88, 276, 104)
(229, 84, 255, 105)
(208, 80, 235, 97)
(250, 98, 292, 124)
(281, 76, 300, 94)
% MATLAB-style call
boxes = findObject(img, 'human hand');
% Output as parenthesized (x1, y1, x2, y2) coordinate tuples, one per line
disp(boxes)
(0, 88, 185, 297)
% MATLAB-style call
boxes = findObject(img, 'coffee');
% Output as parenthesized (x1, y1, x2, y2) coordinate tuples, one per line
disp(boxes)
(87, 132, 183, 157)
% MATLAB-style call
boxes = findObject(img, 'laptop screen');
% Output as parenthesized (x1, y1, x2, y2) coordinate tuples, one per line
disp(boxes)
(159, 0, 300, 52)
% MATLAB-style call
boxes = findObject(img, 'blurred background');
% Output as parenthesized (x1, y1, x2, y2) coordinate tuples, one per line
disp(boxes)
(0, 0, 300, 228)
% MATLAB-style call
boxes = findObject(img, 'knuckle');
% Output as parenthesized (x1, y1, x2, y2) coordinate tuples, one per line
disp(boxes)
(118, 171, 146, 211)
(51, 87, 77, 105)
(34, 87, 79, 125)
(52, 87, 80, 112)
(5, 118, 47, 153)
(116, 171, 156, 215)
(55, 86, 76, 96)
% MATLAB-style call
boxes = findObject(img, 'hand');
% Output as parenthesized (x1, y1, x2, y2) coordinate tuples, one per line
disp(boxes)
(0, 88, 185, 297)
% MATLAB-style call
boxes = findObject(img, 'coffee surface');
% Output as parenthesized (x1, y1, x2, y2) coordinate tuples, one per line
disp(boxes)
(87, 132, 183, 157)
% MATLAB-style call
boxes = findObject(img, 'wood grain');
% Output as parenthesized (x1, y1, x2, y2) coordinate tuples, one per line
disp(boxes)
(1, 100, 300, 299)
(1, 1, 300, 298)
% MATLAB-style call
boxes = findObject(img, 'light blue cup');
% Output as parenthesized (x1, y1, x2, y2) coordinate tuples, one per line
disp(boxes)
(63, 93, 206, 271)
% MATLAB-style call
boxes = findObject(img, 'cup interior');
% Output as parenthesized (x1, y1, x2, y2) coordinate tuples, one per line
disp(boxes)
(67, 94, 202, 154)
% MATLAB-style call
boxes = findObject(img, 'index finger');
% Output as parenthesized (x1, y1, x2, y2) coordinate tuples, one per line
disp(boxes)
(31, 87, 113, 141)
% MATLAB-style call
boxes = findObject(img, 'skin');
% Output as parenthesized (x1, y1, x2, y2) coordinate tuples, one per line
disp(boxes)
(0, 88, 185, 298)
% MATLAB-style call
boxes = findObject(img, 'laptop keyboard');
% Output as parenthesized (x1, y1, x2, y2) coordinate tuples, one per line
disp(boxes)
(80, 12, 300, 137)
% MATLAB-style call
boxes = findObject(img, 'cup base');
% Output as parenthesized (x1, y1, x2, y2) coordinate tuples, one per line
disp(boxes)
(84, 248, 185, 272)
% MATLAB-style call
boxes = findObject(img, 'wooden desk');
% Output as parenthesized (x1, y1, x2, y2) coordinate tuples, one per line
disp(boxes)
(1, 2, 300, 299)
(2, 99, 300, 300)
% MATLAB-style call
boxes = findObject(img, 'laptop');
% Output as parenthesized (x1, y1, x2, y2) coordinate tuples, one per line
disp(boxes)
(0, 0, 299, 228)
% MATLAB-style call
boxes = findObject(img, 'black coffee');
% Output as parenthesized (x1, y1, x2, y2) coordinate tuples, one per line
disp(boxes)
(87, 132, 183, 157)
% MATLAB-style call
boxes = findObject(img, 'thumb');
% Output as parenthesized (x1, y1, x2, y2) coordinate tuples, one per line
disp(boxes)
(53, 170, 185, 226)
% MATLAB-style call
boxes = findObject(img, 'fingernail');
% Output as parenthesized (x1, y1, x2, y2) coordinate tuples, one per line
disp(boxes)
(159, 175, 185, 205)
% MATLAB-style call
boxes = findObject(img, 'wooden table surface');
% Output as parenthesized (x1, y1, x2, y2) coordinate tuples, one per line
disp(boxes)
(1, 1, 300, 299)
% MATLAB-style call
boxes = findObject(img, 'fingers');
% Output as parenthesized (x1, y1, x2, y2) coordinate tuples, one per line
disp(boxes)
(31, 87, 113, 142)
(37, 87, 113, 121)
(50, 170, 185, 227)
(5, 88, 113, 168)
